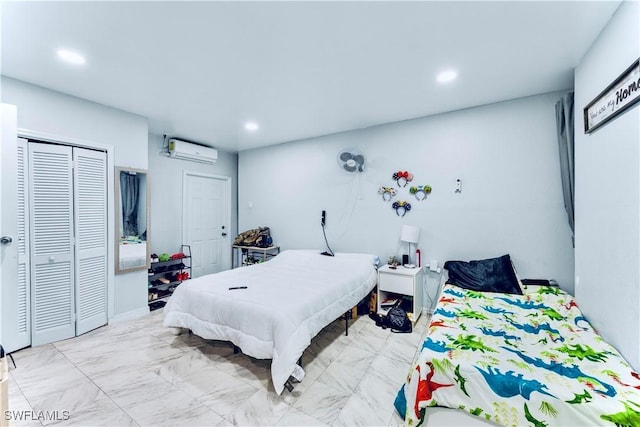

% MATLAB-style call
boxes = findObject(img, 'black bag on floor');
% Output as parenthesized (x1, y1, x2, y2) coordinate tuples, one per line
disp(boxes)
(385, 302, 412, 333)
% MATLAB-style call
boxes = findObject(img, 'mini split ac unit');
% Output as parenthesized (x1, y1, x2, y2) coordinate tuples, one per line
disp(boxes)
(168, 139, 218, 164)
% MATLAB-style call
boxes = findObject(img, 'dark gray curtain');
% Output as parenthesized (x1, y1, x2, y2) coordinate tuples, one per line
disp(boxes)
(555, 92, 575, 246)
(120, 172, 139, 237)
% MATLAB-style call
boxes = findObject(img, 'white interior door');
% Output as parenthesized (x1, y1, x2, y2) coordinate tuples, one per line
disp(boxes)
(74, 147, 107, 335)
(29, 142, 75, 346)
(0, 104, 20, 352)
(183, 172, 230, 277)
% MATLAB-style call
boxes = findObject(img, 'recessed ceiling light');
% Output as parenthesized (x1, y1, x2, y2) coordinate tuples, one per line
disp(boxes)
(244, 122, 259, 132)
(436, 70, 457, 84)
(56, 49, 86, 65)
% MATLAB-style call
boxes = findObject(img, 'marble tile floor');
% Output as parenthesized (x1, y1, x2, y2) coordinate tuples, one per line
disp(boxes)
(6, 309, 431, 427)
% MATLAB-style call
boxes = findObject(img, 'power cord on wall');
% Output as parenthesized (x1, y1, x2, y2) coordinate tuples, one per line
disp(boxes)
(320, 210, 334, 256)
(159, 134, 171, 157)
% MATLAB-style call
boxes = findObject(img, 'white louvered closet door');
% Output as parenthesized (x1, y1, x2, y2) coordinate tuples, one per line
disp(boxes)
(29, 142, 75, 346)
(14, 138, 32, 350)
(73, 147, 107, 335)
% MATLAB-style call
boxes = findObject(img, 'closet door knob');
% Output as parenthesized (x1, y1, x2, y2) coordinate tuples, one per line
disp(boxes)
(0, 236, 12, 246)
(221, 232, 228, 237)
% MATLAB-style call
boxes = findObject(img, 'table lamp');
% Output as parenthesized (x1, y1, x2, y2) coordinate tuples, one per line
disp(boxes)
(400, 225, 420, 267)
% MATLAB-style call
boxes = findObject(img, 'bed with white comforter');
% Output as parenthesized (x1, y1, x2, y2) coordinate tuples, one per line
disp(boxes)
(163, 249, 378, 394)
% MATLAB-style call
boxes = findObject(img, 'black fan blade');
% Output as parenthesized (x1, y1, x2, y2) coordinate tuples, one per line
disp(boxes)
(339, 151, 353, 162)
(343, 163, 357, 172)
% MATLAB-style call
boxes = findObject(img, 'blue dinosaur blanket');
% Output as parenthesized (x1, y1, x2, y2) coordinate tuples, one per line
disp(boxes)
(395, 284, 640, 426)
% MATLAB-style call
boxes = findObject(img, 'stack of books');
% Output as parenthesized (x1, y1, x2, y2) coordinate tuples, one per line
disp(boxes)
(378, 298, 399, 316)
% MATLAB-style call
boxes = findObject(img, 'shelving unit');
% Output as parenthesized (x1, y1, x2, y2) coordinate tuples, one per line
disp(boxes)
(231, 245, 280, 268)
(148, 245, 191, 311)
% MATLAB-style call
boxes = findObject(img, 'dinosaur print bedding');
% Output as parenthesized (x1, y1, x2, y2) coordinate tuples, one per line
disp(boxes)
(394, 284, 640, 426)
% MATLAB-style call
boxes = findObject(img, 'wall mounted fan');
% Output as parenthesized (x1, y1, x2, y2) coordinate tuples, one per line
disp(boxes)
(337, 148, 365, 173)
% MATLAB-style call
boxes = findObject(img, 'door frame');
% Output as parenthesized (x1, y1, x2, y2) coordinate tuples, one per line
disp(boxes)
(1, 104, 19, 351)
(17, 128, 116, 321)
(182, 171, 232, 272)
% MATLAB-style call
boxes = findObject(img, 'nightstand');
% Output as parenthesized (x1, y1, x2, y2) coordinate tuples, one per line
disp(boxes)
(378, 264, 424, 323)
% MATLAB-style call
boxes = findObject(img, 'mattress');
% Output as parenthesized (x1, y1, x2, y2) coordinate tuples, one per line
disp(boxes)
(395, 283, 640, 426)
(163, 249, 378, 394)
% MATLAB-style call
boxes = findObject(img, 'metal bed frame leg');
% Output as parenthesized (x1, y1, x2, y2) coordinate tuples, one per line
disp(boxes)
(284, 380, 293, 393)
(283, 355, 304, 393)
(284, 379, 294, 392)
(344, 309, 351, 336)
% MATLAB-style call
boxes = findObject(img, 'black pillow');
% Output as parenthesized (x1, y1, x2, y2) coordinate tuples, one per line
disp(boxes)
(444, 254, 522, 295)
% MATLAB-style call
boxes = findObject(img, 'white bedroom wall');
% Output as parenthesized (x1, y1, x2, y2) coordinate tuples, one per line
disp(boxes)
(1, 76, 149, 319)
(239, 91, 575, 300)
(574, 1, 640, 370)
(148, 133, 239, 261)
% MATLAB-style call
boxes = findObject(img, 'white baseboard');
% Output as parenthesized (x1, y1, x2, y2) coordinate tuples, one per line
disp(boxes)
(109, 306, 150, 323)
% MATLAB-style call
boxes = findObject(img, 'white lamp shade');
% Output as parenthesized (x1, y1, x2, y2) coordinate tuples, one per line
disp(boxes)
(400, 225, 420, 244)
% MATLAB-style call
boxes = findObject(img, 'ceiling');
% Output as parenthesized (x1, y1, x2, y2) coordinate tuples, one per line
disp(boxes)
(1, 1, 620, 153)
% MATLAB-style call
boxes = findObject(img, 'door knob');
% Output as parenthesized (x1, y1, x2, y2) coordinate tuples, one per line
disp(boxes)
(0, 236, 12, 246)
(222, 232, 228, 237)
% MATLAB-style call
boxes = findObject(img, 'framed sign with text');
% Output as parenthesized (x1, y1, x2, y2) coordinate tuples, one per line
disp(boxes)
(584, 58, 640, 134)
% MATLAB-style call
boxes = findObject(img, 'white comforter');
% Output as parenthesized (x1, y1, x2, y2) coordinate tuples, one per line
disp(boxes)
(163, 249, 378, 394)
